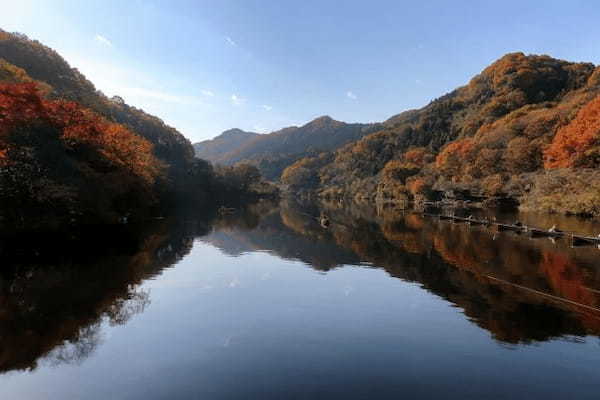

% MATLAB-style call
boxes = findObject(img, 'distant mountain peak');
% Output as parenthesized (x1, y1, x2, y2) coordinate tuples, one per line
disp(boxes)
(193, 128, 260, 162)
(220, 128, 257, 137)
(303, 115, 342, 130)
(309, 115, 336, 124)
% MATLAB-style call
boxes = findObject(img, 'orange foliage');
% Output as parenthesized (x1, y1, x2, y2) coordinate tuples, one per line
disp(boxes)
(544, 95, 600, 168)
(406, 177, 427, 195)
(0, 82, 46, 134)
(435, 138, 474, 171)
(0, 148, 7, 166)
(403, 147, 431, 167)
(0, 82, 162, 184)
(539, 250, 600, 331)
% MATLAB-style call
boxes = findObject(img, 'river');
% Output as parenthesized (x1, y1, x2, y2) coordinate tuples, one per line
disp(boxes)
(1, 200, 599, 399)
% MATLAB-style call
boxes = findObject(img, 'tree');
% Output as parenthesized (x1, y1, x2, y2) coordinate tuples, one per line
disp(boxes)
(0, 82, 164, 224)
(216, 163, 261, 193)
(381, 160, 420, 184)
(435, 138, 474, 176)
(281, 158, 320, 189)
(544, 95, 600, 168)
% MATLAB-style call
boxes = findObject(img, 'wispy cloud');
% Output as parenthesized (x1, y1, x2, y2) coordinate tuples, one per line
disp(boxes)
(230, 94, 245, 106)
(201, 89, 215, 97)
(118, 87, 202, 105)
(261, 104, 273, 111)
(225, 36, 236, 46)
(94, 34, 112, 47)
(346, 91, 357, 100)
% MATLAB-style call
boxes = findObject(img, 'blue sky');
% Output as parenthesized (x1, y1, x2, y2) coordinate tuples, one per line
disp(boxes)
(1, 1, 600, 142)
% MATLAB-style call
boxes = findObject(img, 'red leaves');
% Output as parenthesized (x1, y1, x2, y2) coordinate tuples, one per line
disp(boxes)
(406, 177, 427, 195)
(403, 147, 432, 168)
(0, 148, 7, 166)
(0, 82, 162, 184)
(544, 95, 600, 168)
(435, 138, 474, 174)
(0, 82, 47, 134)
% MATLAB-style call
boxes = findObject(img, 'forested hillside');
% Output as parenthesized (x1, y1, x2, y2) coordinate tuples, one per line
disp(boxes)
(0, 30, 275, 230)
(281, 53, 600, 216)
(194, 116, 381, 180)
(0, 30, 194, 194)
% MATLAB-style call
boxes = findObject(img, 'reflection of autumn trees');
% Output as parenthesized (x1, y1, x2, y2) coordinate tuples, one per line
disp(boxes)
(203, 200, 360, 270)
(0, 216, 212, 373)
(262, 202, 600, 344)
(539, 251, 600, 332)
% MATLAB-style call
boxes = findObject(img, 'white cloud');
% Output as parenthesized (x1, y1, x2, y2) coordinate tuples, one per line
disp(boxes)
(94, 34, 112, 47)
(253, 125, 268, 133)
(415, 79, 423, 85)
(118, 87, 202, 105)
(261, 104, 273, 111)
(346, 91, 357, 100)
(230, 94, 245, 106)
(201, 89, 215, 97)
(225, 36, 237, 46)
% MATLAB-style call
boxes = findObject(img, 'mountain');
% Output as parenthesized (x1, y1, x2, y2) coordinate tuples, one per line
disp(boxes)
(194, 116, 382, 180)
(194, 128, 259, 162)
(0, 30, 273, 229)
(281, 53, 600, 216)
(0, 30, 194, 183)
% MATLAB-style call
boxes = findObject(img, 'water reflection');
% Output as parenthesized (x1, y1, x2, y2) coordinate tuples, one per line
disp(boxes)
(0, 218, 209, 372)
(1, 199, 599, 378)
(204, 200, 600, 344)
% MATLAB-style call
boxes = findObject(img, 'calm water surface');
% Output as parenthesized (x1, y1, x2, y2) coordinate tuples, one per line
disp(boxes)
(1, 201, 600, 399)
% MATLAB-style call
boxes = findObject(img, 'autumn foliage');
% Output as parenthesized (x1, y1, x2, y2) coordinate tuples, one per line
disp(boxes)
(0, 82, 162, 182)
(0, 82, 165, 225)
(544, 95, 600, 168)
(275, 53, 600, 214)
(403, 147, 433, 167)
(0, 31, 279, 230)
(435, 138, 474, 174)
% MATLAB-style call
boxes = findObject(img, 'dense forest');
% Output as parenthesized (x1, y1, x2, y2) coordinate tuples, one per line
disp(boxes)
(2, 28, 599, 223)
(0, 30, 275, 230)
(276, 53, 600, 216)
(194, 116, 381, 181)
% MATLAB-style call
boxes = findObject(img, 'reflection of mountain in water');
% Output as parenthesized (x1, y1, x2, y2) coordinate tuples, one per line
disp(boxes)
(2, 200, 599, 375)
(0, 217, 212, 373)
(204, 200, 600, 344)
(203, 204, 361, 270)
